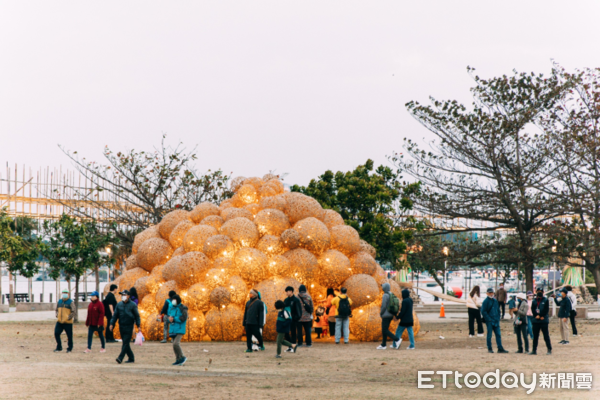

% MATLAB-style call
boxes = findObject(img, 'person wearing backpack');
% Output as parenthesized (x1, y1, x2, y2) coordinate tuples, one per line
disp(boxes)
(331, 287, 352, 344)
(394, 288, 416, 350)
(297, 285, 314, 347)
(377, 283, 401, 350)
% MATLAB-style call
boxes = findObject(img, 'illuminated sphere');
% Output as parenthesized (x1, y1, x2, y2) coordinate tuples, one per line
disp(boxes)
(204, 268, 230, 291)
(262, 173, 279, 181)
(318, 250, 352, 288)
(146, 264, 166, 293)
(186, 282, 210, 312)
(244, 203, 262, 217)
(350, 302, 400, 342)
(259, 182, 279, 198)
(330, 225, 361, 256)
(172, 247, 185, 258)
(242, 177, 265, 191)
(308, 282, 328, 303)
(372, 265, 387, 285)
(259, 194, 287, 212)
(103, 276, 122, 297)
(254, 277, 302, 340)
(205, 305, 244, 341)
(169, 220, 195, 249)
(384, 279, 402, 299)
(283, 248, 319, 286)
(137, 238, 174, 272)
(221, 207, 254, 222)
(256, 235, 285, 257)
(119, 268, 149, 292)
(265, 178, 284, 194)
(233, 248, 268, 284)
(220, 217, 259, 249)
(210, 286, 231, 308)
(182, 225, 218, 253)
(172, 252, 213, 288)
(142, 313, 163, 341)
(322, 209, 345, 229)
(139, 294, 158, 314)
(343, 274, 379, 308)
(350, 252, 378, 276)
(237, 184, 258, 204)
(266, 254, 293, 277)
(190, 202, 220, 223)
(293, 217, 331, 254)
(359, 239, 377, 258)
(132, 225, 160, 254)
(200, 215, 224, 230)
(284, 192, 324, 224)
(227, 275, 248, 305)
(230, 176, 247, 193)
(158, 210, 191, 240)
(154, 280, 179, 310)
(182, 310, 206, 342)
(125, 254, 140, 271)
(203, 234, 236, 260)
(254, 209, 290, 236)
(134, 276, 151, 301)
(219, 199, 234, 212)
(280, 229, 300, 249)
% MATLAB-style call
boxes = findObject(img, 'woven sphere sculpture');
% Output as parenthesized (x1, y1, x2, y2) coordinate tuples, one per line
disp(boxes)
(213, 257, 234, 272)
(237, 184, 258, 204)
(172, 247, 186, 257)
(182, 310, 206, 342)
(230, 176, 247, 193)
(308, 282, 328, 303)
(262, 173, 278, 181)
(283, 248, 319, 286)
(119, 268, 149, 292)
(233, 248, 268, 284)
(330, 225, 361, 256)
(146, 264, 166, 294)
(125, 254, 140, 271)
(256, 235, 285, 257)
(221, 217, 259, 249)
(242, 177, 265, 191)
(221, 207, 254, 222)
(254, 276, 302, 340)
(318, 249, 352, 288)
(103, 276, 122, 297)
(265, 178, 284, 194)
(343, 274, 379, 308)
(322, 209, 345, 229)
(350, 302, 400, 342)
(190, 202, 220, 223)
(219, 199, 234, 212)
(186, 282, 210, 312)
(372, 265, 387, 285)
(203, 234, 236, 259)
(205, 305, 244, 341)
(258, 182, 279, 198)
(280, 229, 300, 250)
(210, 286, 231, 308)
(134, 276, 151, 301)
(155, 280, 179, 310)
(132, 225, 160, 254)
(266, 254, 293, 277)
(254, 209, 290, 236)
(285, 193, 324, 224)
(227, 275, 248, 305)
(199, 215, 224, 230)
(163, 252, 212, 288)
(244, 203, 262, 217)
(259, 194, 287, 212)
(169, 220, 195, 249)
(350, 252, 378, 276)
(139, 294, 158, 314)
(159, 210, 191, 240)
(182, 225, 218, 253)
(384, 279, 402, 299)
(142, 313, 163, 341)
(204, 268, 230, 291)
(293, 217, 331, 254)
(137, 238, 174, 272)
(359, 239, 377, 258)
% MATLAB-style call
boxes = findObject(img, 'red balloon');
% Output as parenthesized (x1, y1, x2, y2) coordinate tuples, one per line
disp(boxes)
(452, 287, 463, 299)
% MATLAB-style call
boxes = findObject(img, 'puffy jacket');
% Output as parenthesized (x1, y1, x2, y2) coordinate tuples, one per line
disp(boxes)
(243, 297, 265, 327)
(531, 296, 550, 324)
(554, 295, 572, 319)
(110, 299, 141, 329)
(481, 296, 500, 326)
(397, 289, 414, 327)
(86, 299, 105, 327)
(161, 299, 172, 316)
(56, 298, 75, 324)
(168, 303, 188, 336)
(380, 283, 395, 319)
(298, 292, 314, 322)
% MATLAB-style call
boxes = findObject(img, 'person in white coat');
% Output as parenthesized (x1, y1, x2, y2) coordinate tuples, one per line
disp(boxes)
(467, 285, 484, 337)
(565, 286, 578, 336)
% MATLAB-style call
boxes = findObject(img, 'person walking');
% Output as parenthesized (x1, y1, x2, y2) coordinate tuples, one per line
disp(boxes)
(159, 290, 177, 343)
(526, 291, 534, 340)
(243, 289, 265, 353)
(394, 288, 416, 350)
(530, 287, 552, 355)
(274, 300, 298, 358)
(496, 283, 507, 320)
(552, 288, 573, 345)
(54, 289, 75, 353)
(84, 291, 106, 353)
(481, 288, 509, 354)
(283, 286, 302, 350)
(331, 287, 352, 344)
(167, 294, 188, 365)
(325, 288, 336, 338)
(297, 285, 314, 347)
(103, 284, 119, 343)
(109, 290, 141, 364)
(514, 293, 529, 354)
(565, 285, 578, 336)
(466, 286, 484, 338)
(377, 283, 400, 350)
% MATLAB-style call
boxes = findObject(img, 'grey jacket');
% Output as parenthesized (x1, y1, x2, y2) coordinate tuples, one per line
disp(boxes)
(380, 283, 395, 319)
(515, 299, 528, 323)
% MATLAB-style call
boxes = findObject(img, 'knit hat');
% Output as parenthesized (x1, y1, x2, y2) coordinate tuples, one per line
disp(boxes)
(250, 289, 258, 297)
(299, 285, 307, 293)
(486, 287, 494, 293)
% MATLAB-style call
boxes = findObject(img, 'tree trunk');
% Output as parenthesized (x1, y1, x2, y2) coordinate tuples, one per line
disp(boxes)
(95, 265, 100, 293)
(9, 270, 14, 306)
(524, 261, 534, 292)
(590, 265, 600, 302)
(74, 276, 79, 323)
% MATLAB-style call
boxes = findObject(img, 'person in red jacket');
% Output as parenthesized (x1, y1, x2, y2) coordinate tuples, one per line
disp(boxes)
(85, 291, 106, 353)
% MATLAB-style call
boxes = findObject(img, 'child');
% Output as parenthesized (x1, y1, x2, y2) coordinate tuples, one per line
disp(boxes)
(508, 295, 517, 320)
(275, 300, 298, 358)
(314, 305, 326, 339)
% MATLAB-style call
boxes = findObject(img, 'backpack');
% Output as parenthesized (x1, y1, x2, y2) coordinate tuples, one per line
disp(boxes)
(337, 296, 351, 318)
(387, 292, 400, 315)
(300, 296, 313, 314)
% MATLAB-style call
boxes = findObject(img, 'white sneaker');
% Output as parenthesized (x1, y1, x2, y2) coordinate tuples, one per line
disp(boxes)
(469, 335, 474, 338)
(376, 345, 387, 350)
(393, 339, 402, 349)
(477, 334, 484, 337)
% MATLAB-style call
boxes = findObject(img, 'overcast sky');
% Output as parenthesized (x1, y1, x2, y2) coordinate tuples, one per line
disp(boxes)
(1, 1, 600, 187)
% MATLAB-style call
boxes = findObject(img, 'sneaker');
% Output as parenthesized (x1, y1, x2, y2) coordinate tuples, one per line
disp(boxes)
(546, 350, 552, 355)
(285, 348, 293, 353)
(259, 346, 266, 351)
(407, 346, 415, 350)
(558, 340, 566, 344)
(477, 334, 484, 337)
(53, 349, 62, 352)
(179, 357, 187, 366)
(124, 360, 134, 364)
(160, 339, 167, 343)
(116, 358, 123, 364)
(296, 344, 304, 347)
(172, 359, 181, 366)
(344, 342, 349, 344)
(292, 344, 299, 353)
(564, 341, 569, 345)
(100, 349, 106, 353)
(376, 345, 387, 350)
(528, 351, 537, 355)
(275, 355, 282, 359)
(84, 349, 91, 353)
(244, 349, 253, 353)
(305, 345, 312, 348)
(116, 339, 122, 342)
(66, 350, 72, 353)
(393, 339, 402, 349)
(498, 349, 509, 354)
(469, 335, 474, 338)
(488, 349, 494, 353)
(335, 342, 340, 345)
(516, 350, 523, 354)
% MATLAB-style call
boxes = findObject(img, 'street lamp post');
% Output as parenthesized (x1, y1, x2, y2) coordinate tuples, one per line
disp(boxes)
(442, 247, 449, 296)
(552, 240, 557, 318)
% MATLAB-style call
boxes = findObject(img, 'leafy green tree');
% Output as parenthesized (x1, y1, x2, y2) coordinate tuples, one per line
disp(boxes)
(291, 160, 420, 269)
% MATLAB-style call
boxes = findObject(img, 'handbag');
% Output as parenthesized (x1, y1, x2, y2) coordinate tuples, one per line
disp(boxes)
(135, 331, 145, 346)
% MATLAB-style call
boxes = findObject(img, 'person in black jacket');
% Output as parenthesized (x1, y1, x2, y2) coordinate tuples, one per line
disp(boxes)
(552, 288, 573, 345)
(243, 289, 265, 353)
(530, 287, 552, 355)
(102, 284, 119, 343)
(394, 289, 415, 349)
(109, 290, 141, 364)
(283, 286, 302, 351)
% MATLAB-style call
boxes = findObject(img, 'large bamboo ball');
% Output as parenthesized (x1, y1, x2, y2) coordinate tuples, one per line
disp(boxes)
(199, 215, 224, 230)
(264, 178, 284, 194)
(262, 311, 279, 341)
(172, 247, 186, 258)
(350, 252, 378, 276)
(359, 239, 377, 258)
(204, 268, 230, 291)
(254, 209, 290, 236)
(330, 225, 361, 256)
(242, 177, 265, 191)
(267, 254, 293, 277)
(280, 229, 300, 249)
(259, 182, 279, 198)
(256, 235, 285, 257)
(283, 248, 319, 286)
(220, 217, 259, 249)
(293, 217, 331, 254)
(285, 192, 324, 224)
(132, 225, 160, 254)
(236, 184, 258, 204)
(385, 279, 402, 299)
(125, 254, 140, 271)
(254, 277, 302, 312)
(233, 248, 268, 284)
(137, 238, 174, 272)
(203, 235, 236, 260)
(205, 305, 244, 341)
(169, 220, 195, 249)
(318, 250, 352, 288)
(227, 275, 248, 305)
(213, 257, 234, 272)
(163, 252, 212, 288)
(119, 268, 149, 292)
(103, 276, 122, 297)
(182, 310, 206, 342)
(190, 202, 220, 223)
(308, 282, 328, 303)
(139, 294, 158, 314)
(350, 302, 400, 342)
(343, 274, 379, 308)
(146, 264, 166, 294)
(244, 203, 262, 217)
(259, 194, 287, 212)
(221, 207, 254, 222)
(182, 225, 218, 253)
(159, 210, 191, 240)
(187, 282, 210, 312)
(134, 276, 151, 301)
(210, 286, 231, 308)
(142, 313, 163, 341)
(155, 280, 179, 310)
(372, 265, 387, 285)
(230, 176, 247, 193)
(322, 209, 345, 229)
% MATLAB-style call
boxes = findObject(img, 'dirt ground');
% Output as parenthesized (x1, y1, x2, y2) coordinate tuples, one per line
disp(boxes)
(1, 318, 599, 400)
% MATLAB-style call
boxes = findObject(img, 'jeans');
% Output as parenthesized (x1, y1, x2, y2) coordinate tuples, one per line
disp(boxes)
(486, 323, 504, 350)
(54, 323, 73, 351)
(245, 324, 263, 350)
(163, 320, 170, 341)
(285, 321, 299, 344)
(468, 308, 484, 335)
(532, 324, 552, 352)
(498, 302, 505, 318)
(569, 311, 578, 335)
(276, 333, 293, 355)
(117, 328, 135, 362)
(297, 321, 312, 345)
(514, 322, 529, 352)
(87, 326, 106, 349)
(381, 317, 398, 346)
(105, 314, 115, 342)
(172, 334, 184, 360)
(395, 325, 415, 348)
(527, 316, 533, 339)
(335, 317, 349, 343)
